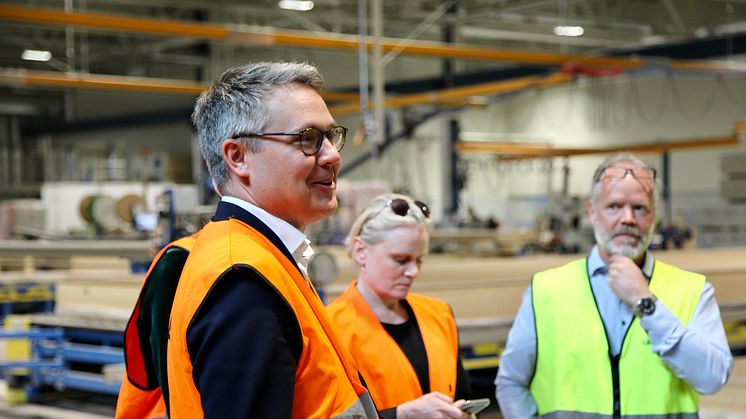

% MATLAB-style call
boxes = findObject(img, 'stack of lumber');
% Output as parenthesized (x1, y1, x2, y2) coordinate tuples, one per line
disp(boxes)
(326, 246, 746, 319)
(1, 244, 743, 348)
(323, 246, 746, 347)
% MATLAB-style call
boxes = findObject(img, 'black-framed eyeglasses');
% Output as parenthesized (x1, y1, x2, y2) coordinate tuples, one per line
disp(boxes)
(596, 166, 657, 183)
(388, 198, 431, 219)
(232, 126, 347, 156)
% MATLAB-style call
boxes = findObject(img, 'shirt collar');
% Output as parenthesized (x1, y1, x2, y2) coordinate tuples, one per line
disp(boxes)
(292, 238, 315, 278)
(588, 245, 654, 278)
(221, 196, 308, 262)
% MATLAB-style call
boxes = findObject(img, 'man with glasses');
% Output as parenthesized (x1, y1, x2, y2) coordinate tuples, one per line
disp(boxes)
(496, 153, 733, 418)
(164, 62, 376, 418)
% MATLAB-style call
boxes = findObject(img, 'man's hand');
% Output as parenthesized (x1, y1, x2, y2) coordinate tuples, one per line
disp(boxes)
(397, 392, 464, 419)
(608, 254, 650, 308)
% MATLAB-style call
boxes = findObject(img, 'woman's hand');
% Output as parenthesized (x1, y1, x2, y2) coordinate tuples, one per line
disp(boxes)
(397, 392, 464, 419)
(453, 400, 477, 419)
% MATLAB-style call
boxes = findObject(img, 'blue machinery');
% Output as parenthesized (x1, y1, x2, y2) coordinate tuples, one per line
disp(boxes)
(0, 282, 55, 317)
(0, 280, 125, 399)
(0, 327, 123, 398)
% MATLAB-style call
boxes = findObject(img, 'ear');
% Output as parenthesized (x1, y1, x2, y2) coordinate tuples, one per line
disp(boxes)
(351, 237, 368, 268)
(586, 199, 596, 224)
(222, 139, 251, 180)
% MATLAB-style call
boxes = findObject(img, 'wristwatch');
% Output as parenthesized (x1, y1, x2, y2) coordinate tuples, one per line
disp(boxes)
(634, 294, 657, 316)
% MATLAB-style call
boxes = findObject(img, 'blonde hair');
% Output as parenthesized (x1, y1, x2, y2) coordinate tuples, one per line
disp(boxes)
(345, 193, 430, 254)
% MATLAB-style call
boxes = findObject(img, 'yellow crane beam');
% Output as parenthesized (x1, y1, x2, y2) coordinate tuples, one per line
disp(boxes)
(455, 132, 740, 159)
(330, 72, 573, 116)
(0, 68, 569, 117)
(0, 69, 358, 101)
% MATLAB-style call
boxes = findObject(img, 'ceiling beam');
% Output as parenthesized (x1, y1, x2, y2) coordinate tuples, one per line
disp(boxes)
(0, 69, 359, 101)
(0, 68, 570, 117)
(2, 4, 746, 72)
(329, 72, 573, 116)
(455, 132, 740, 158)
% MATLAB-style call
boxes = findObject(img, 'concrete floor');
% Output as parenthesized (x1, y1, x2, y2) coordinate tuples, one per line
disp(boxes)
(0, 382, 114, 419)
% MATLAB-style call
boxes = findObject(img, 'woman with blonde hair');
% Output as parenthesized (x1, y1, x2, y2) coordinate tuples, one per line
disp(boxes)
(327, 194, 475, 419)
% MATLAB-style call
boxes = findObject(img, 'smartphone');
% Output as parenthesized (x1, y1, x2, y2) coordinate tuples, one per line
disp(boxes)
(461, 398, 490, 414)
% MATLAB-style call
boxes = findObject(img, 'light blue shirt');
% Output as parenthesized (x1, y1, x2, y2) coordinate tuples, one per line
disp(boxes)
(495, 246, 734, 418)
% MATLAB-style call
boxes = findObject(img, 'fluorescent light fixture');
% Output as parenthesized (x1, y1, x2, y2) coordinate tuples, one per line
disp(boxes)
(278, 0, 314, 11)
(22, 49, 52, 62)
(553, 26, 584, 37)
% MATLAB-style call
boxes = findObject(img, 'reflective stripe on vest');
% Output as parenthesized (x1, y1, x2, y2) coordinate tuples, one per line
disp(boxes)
(167, 219, 377, 419)
(327, 281, 459, 410)
(530, 258, 704, 417)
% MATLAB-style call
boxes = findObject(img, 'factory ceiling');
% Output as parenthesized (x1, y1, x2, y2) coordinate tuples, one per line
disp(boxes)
(0, 0, 745, 123)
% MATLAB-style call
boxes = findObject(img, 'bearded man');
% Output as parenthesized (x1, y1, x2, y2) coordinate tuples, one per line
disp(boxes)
(495, 153, 733, 419)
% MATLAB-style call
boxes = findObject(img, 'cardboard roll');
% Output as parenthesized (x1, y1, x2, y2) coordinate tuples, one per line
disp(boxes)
(308, 252, 337, 286)
(116, 194, 146, 223)
(79, 194, 119, 232)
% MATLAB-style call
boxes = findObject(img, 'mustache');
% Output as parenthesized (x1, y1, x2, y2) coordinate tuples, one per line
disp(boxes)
(611, 226, 641, 237)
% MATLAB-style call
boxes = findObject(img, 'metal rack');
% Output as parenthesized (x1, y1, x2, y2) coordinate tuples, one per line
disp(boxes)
(0, 315, 125, 400)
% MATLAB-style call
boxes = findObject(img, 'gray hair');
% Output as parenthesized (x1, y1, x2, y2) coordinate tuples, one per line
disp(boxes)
(590, 153, 658, 205)
(345, 193, 430, 254)
(191, 62, 325, 192)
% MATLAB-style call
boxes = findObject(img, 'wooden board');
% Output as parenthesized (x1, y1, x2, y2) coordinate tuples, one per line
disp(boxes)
(325, 246, 746, 319)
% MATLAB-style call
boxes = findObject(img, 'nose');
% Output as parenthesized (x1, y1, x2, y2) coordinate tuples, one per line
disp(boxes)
(620, 205, 636, 225)
(403, 261, 420, 279)
(316, 136, 341, 166)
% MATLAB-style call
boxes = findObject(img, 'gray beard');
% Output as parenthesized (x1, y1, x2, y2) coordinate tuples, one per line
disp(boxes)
(593, 222, 655, 260)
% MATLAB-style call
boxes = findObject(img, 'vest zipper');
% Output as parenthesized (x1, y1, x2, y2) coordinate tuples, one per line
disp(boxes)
(610, 354, 621, 418)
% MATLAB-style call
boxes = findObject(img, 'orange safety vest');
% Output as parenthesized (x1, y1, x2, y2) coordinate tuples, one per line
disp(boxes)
(116, 234, 197, 419)
(167, 218, 376, 419)
(327, 281, 459, 410)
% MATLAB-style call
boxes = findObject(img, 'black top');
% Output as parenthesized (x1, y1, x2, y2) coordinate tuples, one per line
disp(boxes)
(381, 301, 431, 394)
(377, 300, 474, 419)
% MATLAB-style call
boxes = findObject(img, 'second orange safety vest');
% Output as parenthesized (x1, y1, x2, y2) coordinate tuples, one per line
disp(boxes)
(116, 234, 197, 419)
(327, 281, 459, 410)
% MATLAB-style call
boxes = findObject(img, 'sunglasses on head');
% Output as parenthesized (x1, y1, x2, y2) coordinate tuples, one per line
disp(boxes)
(354, 198, 431, 239)
(232, 126, 347, 156)
(388, 198, 431, 219)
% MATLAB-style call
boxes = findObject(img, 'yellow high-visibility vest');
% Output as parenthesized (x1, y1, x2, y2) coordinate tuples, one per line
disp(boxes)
(530, 258, 703, 418)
